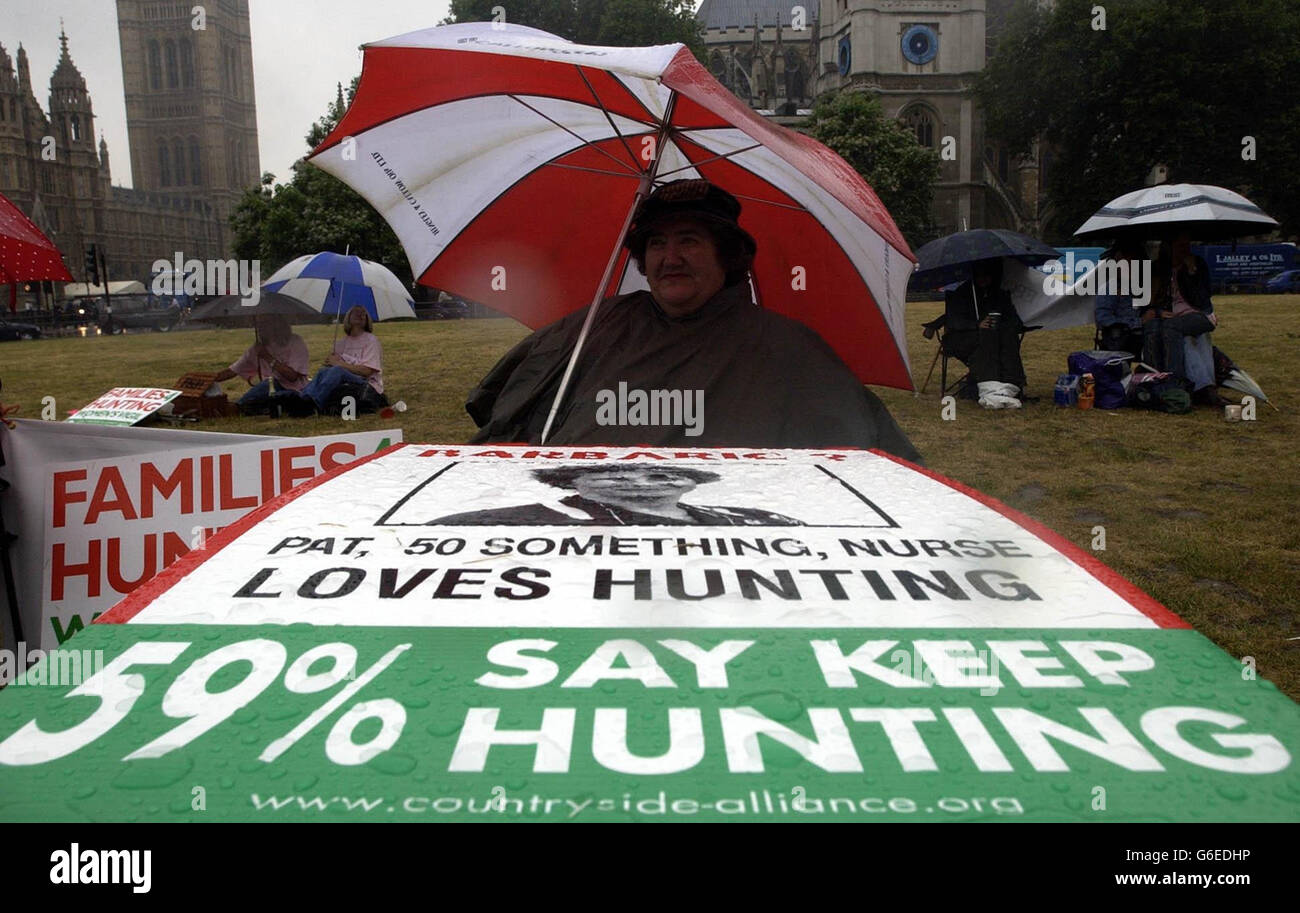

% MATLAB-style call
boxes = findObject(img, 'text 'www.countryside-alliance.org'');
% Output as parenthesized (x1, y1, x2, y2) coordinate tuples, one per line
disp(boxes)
(250, 790, 1027, 818)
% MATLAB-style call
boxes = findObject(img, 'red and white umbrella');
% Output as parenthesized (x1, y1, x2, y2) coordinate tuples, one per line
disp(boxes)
(310, 22, 917, 391)
(0, 190, 73, 313)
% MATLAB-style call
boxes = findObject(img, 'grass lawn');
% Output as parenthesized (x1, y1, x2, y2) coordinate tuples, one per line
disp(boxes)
(3, 296, 1297, 699)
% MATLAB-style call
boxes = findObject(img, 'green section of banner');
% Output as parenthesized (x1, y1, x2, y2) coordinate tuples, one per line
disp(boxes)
(1, 624, 1298, 822)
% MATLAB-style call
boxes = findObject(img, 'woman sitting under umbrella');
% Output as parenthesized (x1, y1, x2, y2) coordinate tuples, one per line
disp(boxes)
(926, 258, 1027, 408)
(1141, 231, 1225, 405)
(294, 304, 386, 414)
(212, 313, 311, 415)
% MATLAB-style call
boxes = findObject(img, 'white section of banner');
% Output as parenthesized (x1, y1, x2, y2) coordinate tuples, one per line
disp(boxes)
(125, 445, 1159, 631)
(0, 420, 400, 650)
(1005, 260, 1097, 331)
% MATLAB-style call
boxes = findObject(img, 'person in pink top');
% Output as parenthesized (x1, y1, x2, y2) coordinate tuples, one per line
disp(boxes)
(213, 313, 310, 414)
(1141, 231, 1224, 404)
(297, 305, 386, 413)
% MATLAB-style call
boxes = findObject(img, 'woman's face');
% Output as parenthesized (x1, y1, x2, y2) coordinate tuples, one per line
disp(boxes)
(257, 315, 289, 344)
(345, 307, 368, 334)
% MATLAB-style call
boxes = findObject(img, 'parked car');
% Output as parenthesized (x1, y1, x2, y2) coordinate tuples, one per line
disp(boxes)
(1264, 269, 1300, 293)
(431, 292, 470, 319)
(0, 317, 42, 341)
(94, 294, 185, 333)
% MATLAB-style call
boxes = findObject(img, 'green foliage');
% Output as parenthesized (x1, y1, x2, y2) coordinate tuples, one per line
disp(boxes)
(444, 0, 704, 57)
(978, 0, 1300, 239)
(229, 81, 410, 283)
(803, 92, 941, 248)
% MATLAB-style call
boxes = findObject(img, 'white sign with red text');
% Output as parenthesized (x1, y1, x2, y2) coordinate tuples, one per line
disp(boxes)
(65, 388, 181, 426)
(41, 430, 400, 647)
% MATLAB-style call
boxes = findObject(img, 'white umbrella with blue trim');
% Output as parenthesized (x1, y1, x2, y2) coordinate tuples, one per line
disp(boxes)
(262, 251, 417, 321)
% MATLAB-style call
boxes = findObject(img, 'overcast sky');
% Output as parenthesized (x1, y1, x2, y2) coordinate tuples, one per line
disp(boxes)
(6, 0, 458, 188)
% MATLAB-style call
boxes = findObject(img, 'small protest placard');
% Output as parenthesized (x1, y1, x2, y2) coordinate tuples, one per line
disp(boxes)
(66, 387, 181, 426)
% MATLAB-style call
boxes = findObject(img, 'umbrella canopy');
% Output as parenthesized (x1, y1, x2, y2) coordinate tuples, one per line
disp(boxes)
(1074, 183, 1279, 241)
(307, 22, 917, 389)
(0, 190, 74, 313)
(188, 292, 326, 328)
(263, 252, 416, 321)
(1213, 346, 1275, 408)
(909, 229, 1061, 290)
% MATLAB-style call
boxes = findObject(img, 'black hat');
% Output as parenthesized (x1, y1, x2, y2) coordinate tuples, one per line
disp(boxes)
(624, 179, 758, 261)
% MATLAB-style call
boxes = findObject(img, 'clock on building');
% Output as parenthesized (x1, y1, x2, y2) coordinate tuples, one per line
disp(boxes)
(902, 25, 939, 65)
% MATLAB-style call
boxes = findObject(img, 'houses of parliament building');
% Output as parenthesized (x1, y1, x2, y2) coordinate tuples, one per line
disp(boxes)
(0, 0, 259, 293)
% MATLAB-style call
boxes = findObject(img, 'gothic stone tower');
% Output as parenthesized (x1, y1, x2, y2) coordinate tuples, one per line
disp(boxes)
(48, 29, 110, 268)
(817, 0, 991, 238)
(116, 0, 260, 255)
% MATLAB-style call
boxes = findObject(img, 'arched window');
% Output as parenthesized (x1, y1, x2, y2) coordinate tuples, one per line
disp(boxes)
(70, 115, 81, 142)
(734, 52, 753, 98)
(180, 39, 195, 88)
(158, 143, 171, 186)
(148, 40, 162, 90)
(784, 51, 805, 101)
(900, 105, 936, 148)
(165, 40, 178, 89)
(173, 139, 185, 185)
(189, 136, 201, 185)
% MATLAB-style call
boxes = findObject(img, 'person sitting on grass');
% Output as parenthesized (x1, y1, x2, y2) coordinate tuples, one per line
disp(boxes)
(924, 258, 1026, 409)
(295, 304, 386, 415)
(1141, 233, 1225, 405)
(213, 313, 310, 415)
(1094, 238, 1146, 360)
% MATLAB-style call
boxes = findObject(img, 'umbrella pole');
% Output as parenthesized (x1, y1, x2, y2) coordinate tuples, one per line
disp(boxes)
(540, 173, 654, 444)
(538, 90, 676, 444)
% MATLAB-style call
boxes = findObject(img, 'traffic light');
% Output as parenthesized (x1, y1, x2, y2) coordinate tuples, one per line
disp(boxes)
(84, 244, 100, 286)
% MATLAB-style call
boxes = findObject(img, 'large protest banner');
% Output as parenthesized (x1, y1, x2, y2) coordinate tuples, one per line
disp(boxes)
(0, 445, 1296, 821)
(0, 420, 401, 651)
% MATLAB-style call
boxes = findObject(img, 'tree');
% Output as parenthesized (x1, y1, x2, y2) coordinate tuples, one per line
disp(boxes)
(803, 92, 941, 248)
(444, 0, 704, 58)
(978, 0, 1300, 239)
(229, 82, 410, 283)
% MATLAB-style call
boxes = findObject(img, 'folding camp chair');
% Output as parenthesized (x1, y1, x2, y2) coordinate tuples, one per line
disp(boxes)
(920, 320, 1041, 396)
(919, 320, 969, 396)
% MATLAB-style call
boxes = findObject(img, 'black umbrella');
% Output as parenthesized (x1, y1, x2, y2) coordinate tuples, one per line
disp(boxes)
(188, 291, 326, 327)
(909, 229, 1061, 290)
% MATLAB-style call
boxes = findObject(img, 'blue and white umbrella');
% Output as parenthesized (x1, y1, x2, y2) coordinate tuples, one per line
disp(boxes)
(263, 252, 416, 321)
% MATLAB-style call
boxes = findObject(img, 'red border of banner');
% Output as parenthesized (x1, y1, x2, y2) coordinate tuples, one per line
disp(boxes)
(871, 450, 1190, 629)
(96, 442, 408, 625)
(97, 443, 1188, 630)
